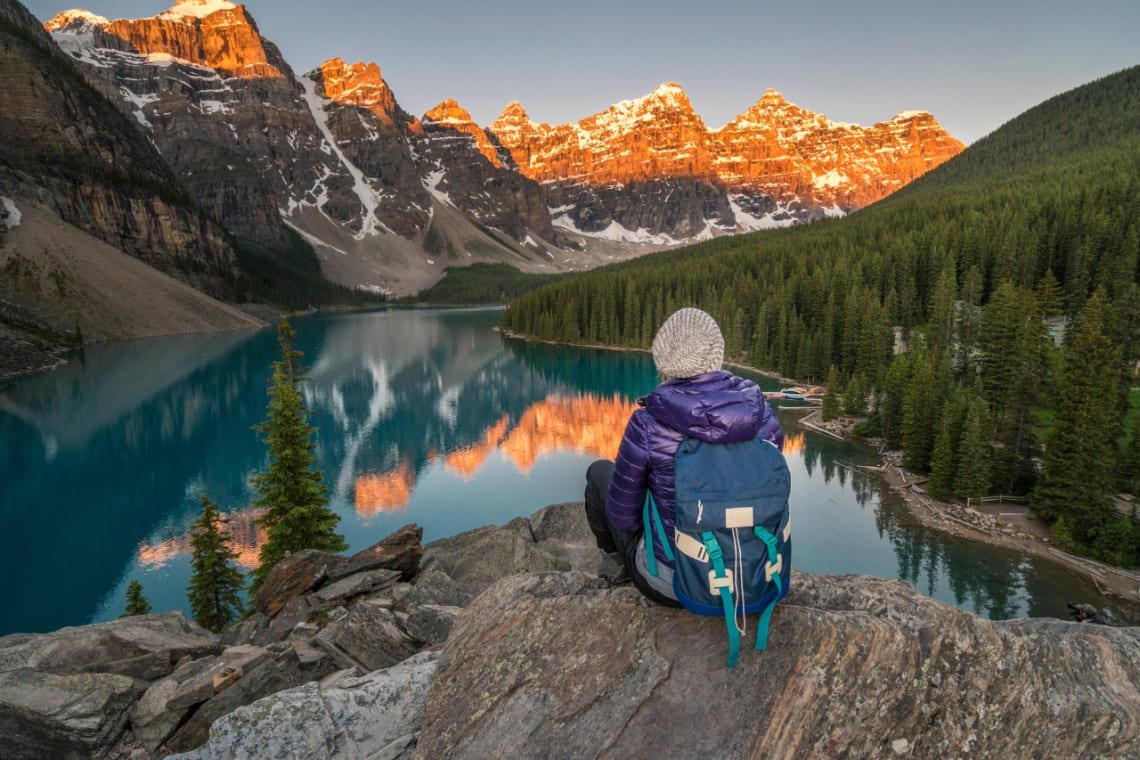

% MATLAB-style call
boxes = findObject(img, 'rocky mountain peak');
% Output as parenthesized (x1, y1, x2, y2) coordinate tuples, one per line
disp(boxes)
(314, 57, 400, 126)
(159, 0, 239, 20)
(423, 98, 476, 126)
(42, 9, 108, 32)
(422, 98, 502, 168)
(88, 0, 284, 78)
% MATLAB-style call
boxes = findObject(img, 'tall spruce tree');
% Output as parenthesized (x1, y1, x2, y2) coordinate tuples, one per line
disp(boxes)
(250, 319, 347, 593)
(1031, 290, 1123, 546)
(901, 353, 938, 472)
(122, 579, 151, 617)
(821, 365, 841, 421)
(978, 282, 1045, 491)
(188, 495, 245, 632)
(954, 398, 993, 500)
(927, 413, 957, 501)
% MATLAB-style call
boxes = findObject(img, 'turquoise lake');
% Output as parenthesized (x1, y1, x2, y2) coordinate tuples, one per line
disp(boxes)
(2, 306, 1136, 635)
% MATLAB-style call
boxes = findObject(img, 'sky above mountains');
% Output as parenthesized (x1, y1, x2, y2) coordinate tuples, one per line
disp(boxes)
(23, 0, 1140, 145)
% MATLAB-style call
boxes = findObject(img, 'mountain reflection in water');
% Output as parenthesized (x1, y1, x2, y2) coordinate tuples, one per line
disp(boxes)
(2, 307, 1136, 634)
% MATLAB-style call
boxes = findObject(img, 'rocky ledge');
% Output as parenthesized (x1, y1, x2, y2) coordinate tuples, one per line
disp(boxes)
(1, 504, 1137, 759)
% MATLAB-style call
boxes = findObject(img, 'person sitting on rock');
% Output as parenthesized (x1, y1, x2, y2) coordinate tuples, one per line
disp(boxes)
(584, 307, 784, 602)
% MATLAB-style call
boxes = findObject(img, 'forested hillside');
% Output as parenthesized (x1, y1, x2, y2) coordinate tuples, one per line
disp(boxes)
(502, 66, 1140, 565)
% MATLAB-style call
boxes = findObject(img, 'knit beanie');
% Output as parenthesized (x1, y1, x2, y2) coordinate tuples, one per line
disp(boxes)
(651, 308, 724, 379)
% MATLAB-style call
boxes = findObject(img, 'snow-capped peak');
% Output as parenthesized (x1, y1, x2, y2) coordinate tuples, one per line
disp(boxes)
(160, 0, 237, 20)
(43, 9, 109, 32)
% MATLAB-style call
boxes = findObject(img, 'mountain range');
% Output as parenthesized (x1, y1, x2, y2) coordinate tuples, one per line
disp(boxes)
(1, 0, 961, 336)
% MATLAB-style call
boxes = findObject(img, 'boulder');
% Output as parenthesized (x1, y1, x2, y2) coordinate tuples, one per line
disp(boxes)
(415, 571, 1140, 759)
(405, 605, 462, 647)
(131, 645, 275, 752)
(161, 642, 340, 754)
(327, 603, 419, 672)
(327, 524, 424, 582)
(400, 568, 468, 609)
(252, 549, 339, 618)
(527, 501, 599, 572)
(0, 670, 137, 760)
(421, 525, 569, 600)
(314, 568, 401, 605)
(0, 611, 220, 680)
(167, 651, 440, 760)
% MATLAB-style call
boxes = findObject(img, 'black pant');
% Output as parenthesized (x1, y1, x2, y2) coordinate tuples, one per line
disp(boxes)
(584, 459, 680, 607)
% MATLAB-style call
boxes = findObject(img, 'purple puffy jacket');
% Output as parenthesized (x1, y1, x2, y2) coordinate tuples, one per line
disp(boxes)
(606, 370, 784, 564)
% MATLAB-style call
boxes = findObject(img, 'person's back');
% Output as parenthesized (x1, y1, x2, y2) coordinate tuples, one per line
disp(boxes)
(585, 308, 784, 604)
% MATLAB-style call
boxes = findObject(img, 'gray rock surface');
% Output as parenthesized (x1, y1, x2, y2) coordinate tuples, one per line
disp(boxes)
(168, 651, 439, 760)
(0, 611, 220, 678)
(420, 525, 570, 601)
(415, 571, 1140, 759)
(0, 670, 137, 760)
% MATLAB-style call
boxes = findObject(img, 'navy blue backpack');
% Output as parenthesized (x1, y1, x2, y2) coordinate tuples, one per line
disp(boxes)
(644, 435, 792, 667)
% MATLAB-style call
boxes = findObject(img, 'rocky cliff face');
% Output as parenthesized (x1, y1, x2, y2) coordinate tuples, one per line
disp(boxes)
(30, 0, 962, 296)
(417, 99, 556, 244)
(0, 0, 237, 297)
(490, 83, 964, 233)
(713, 89, 964, 218)
(43, 2, 562, 295)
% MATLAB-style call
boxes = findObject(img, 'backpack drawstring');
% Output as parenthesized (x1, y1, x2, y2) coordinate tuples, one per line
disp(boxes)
(732, 527, 747, 639)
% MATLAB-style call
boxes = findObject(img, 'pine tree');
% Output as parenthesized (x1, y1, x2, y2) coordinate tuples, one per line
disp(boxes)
(188, 495, 245, 633)
(954, 399, 993, 500)
(927, 413, 957, 501)
(250, 319, 347, 593)
(844, 373, 866, 416)
(821, 365, 840, 421)
(1032, 290, 1123, 545)
(901, 354, 937, 472)
(122, 579, 152, 617)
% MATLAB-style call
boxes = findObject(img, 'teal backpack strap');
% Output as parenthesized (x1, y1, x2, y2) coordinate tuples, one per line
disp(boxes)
(702, 531, 740, 668)
(753, 526, 782, 651)
(642, 492, 675, 577)
(642, 493, 658, 577)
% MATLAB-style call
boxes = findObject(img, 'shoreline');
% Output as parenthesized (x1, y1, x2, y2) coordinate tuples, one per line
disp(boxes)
(799, 408, 1140, 614)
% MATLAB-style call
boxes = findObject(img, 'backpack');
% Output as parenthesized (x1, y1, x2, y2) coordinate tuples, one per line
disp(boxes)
(644, 435, 792, 667)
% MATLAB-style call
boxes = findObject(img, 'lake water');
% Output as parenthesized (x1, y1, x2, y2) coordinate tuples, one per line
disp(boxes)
(2, 307, 1135, 635)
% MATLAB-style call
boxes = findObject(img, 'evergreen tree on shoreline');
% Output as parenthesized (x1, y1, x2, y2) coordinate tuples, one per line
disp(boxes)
(249, 318, 347, 594)
(122, 579, 151, 617)
(188, 495, 245, 632)
(1032, 290, 1123, 547)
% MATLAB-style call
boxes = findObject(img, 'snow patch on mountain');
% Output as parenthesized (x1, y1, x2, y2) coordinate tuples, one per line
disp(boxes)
(2, 197, 22, 230)
(282, 219, 352, 257)
(728, 195, 801, 231)
(299, 74, 391, 238)
(161, 0, 237, 20)
(552, 214, 683, 246)
(422, 169, 454, 207)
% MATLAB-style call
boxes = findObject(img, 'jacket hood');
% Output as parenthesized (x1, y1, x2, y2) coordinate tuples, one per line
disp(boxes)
(641, 370, 764, 443)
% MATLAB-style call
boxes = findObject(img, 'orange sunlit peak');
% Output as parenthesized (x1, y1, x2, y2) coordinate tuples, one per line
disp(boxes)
(355, 461, 416, 516)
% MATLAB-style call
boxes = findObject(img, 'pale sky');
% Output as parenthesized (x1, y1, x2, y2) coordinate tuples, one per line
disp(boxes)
(22, 0, 1140, 145)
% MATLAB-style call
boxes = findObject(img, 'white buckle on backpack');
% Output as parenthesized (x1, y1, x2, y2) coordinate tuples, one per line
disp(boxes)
(783, 518, 791, 542)
(709, 568, 734, 595)
(765, 555, 783, 582)
(675, 530, 709, 562)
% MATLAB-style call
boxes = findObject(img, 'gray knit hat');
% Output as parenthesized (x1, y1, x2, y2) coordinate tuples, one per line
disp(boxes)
(651, 308, 724, 379)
